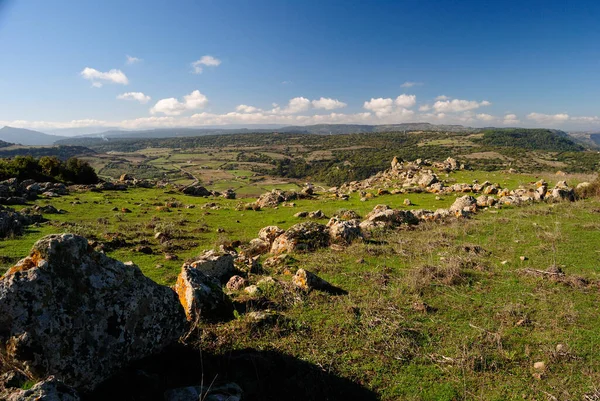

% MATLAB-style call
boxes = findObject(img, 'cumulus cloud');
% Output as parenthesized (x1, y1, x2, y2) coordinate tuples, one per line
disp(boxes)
(273, 97, 312, 114)
(311, 97, 347, 110)
(191, 55, 221, 74)
(150, 90, 208, 115)
(476, 113, 495, 122)
(126, 55, 141, 65)
(503, 114, 520, 125)
(526, 112, 570, 123)
(435, 95, 450, 101)
(400, 81, 423, 88)
(433, 98, 491, 113)
(418, 104, 431, 112)
(363, 98, 394, 117)
(80, 67, 129, 87)
(236, 104, 262, 113)
(117, 92, 151, 104)
(395, 94, 416, 108)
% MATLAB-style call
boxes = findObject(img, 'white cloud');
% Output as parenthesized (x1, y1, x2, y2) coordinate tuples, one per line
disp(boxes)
(394, 94, 416, 108)
(275, 97, 312, 114)
(236, 104, 262, 113)
(150, 90, 208, 115)
(364, 98, 394, 117)
(433, 98, 491, 113)
(117, 92, 151, 104)
(311, 97, 347, 110)
(281, 80, 292, 85)
(400, 81, 423, 88)
(363, 94, 416, 119)
(503, 114, 520, 125)
(435, 95, 450, 101)
(418, 104, 431, 112)
(476, 113, 495, 122)
(526, 112, 570, 123)
(571, 116, 600, 123)
(191, 55, 222, 74)
(126, 55, 141, 65)
(80, 67, 129, 86)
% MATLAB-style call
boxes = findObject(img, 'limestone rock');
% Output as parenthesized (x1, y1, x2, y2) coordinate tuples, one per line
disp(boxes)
(226, 275, 247, 291)
(257, 225, 285, 244)
(449, 195, 477, 213)
(270, 221, 329, 254)
(189, 250, 235, 282)
(292, 269, 331, 292)
(326, 218, 362, 245)
(174, 265, 231, 321)
(0, 234, 186, 391)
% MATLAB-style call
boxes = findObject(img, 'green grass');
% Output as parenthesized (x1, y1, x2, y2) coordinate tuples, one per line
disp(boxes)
(3, 169, 600, 399)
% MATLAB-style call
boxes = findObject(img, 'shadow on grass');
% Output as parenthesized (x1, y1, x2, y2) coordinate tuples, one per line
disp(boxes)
(87, 343, 378, 401)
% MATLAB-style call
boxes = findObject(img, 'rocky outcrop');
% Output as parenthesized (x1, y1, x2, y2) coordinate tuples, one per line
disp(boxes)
(174, 265, 231, 322)
(188, 250, 235, 283)
(270, 221, 329, 254)
(0, 234, 187, 391)
(449, 195, 477, 214)
(360, 205, 418, 230)
(0, 206, 44, 238)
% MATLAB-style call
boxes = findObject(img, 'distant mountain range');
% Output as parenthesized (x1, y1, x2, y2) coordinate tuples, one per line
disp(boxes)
(0, 126, 66, 146)
(1, 123, 594, 148)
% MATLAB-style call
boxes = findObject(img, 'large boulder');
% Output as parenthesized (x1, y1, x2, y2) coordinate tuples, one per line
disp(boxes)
(188, 250, 235, 283)
(0, 234, 187, 391)
(174, 265, 232, 322)
(254, 189, 297, 208)
(270, 221, 329, 254)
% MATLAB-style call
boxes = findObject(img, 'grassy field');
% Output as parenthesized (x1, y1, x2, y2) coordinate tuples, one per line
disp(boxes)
(2, 165, 600, 399)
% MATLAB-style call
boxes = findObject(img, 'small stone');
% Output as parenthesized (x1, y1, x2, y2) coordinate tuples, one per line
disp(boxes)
(226, 275, 247, 291)
(501, 260, 508, 265)
(520, 256, 528, 261)
(244, 285, 261, 296)
(533, 361, 546, 371)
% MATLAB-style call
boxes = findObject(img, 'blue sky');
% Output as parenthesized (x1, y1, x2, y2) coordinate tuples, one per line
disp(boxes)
(0, 0, 599, 132)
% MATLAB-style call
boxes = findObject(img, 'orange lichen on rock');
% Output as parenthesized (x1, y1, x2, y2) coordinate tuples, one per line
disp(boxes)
(5, 251, 43, 276)
(174, 273, 192, 320)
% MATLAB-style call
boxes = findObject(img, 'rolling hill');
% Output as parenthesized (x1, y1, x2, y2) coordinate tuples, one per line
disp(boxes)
(0, 126, 66, 146)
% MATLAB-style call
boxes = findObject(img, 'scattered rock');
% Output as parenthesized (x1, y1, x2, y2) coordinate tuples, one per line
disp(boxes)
(188, 250, 235, 283)
(326, 218, 362, 245)
(174, 265, 231, 322)
(258, 226, 285, 244)
(292, 268, 331, 292)
(226, 275, 247, 291)
(270, 221, 329, 254)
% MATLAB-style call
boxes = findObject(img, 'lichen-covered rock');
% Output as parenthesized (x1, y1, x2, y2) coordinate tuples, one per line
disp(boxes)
(360, 205, 418, 230)
(189, 250, 235, 282)
(258, 226, 285, 244)
(174, 265, 231, 322)
(4, 376, 80, 401)
(226, 275, 247, 291)
(326, 218, 362, 245)
(270, 221, 329, 254)
(0, 234, 186, 391)
(254, 189, 297, 208)
(240, 238, 270, 258)
(292, 268, 331, 292)
(449, 195, 477, 213)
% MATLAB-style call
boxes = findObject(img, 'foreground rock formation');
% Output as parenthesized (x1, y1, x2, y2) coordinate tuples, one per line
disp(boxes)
(0, 234, 187, 391)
